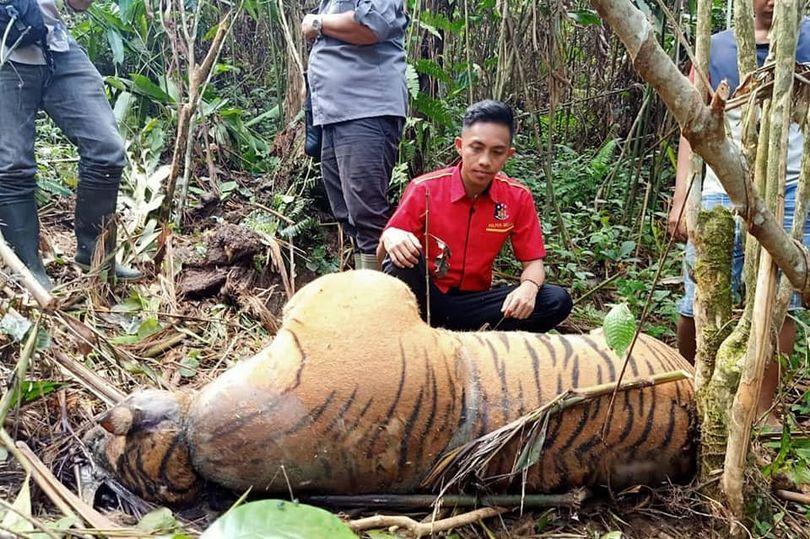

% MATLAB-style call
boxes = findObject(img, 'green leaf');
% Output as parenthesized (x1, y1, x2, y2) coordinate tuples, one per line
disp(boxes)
(567, 8, 601, 26)
(600, 533, 623, 539)
(37, 177, 73, 198)
(106, 28, 125, 65)
(137, 507, 179, 534)
(179, 355, 199, 378)
(406, 63, 419, 100)
(200, 500, 356, 539)
(603, 303, 637, 358)
(129, 74, 173, 104)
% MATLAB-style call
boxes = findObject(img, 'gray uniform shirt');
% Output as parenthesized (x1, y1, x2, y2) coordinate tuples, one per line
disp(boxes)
(308, 0, 408, 126)
(2, 0, 70, 64)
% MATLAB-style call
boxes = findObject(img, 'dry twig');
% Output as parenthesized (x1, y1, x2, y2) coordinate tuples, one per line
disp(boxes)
(349, 506, 508, 538)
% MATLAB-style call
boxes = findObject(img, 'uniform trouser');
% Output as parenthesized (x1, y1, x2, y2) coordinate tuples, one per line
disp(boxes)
(0, 40, 126, 207)
(320, 116, 404, 254)
(384, 256, 573, 333)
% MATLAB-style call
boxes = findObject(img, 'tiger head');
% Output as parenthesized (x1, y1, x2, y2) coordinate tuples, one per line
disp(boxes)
(85, 388, 202, 505)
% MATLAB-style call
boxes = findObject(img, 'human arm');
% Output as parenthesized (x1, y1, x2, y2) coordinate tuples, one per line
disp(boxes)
(378, 181, 425, 268)
(302, 0, 402, 45)
(668, 135, 692, 241)
(66, 0, 93, 11)
(501, 259, 545, 319)
(302, 12, 378, 45)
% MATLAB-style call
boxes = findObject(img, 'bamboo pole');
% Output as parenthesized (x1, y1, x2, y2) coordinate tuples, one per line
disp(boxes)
(0, 232, 56, 311)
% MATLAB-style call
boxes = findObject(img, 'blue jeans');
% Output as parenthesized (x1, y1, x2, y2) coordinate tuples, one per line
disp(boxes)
(0, 40, 125, 206)
(679, 188, 810, 317)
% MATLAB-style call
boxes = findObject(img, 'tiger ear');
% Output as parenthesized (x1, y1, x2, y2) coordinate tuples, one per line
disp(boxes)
(99, 405, 134, 436)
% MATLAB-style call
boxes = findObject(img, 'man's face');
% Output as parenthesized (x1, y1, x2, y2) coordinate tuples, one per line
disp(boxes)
(753, 0, 774, 29)
(454, 122, 515, 193)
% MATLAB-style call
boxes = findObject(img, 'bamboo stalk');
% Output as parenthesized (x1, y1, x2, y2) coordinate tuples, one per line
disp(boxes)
(0, 318, 40, 426)
(0, 232, 56, 311)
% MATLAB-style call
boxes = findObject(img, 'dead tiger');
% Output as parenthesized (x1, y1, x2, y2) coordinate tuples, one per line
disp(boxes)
(86, 270, 696, 505)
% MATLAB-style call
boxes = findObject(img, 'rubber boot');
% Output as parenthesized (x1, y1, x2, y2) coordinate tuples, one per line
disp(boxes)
(0, 200, 52, 290)
(353, 253, 380, 271)
(74, 184, 141, 281)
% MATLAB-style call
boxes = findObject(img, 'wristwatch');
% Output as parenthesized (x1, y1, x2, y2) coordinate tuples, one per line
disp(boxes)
(312, 16, 324, 38)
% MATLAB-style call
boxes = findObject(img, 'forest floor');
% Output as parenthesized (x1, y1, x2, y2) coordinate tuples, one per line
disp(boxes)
(0, 174, 808, 538)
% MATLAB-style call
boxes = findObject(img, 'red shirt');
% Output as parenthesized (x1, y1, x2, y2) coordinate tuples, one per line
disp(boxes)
(386, 164, 546, 293)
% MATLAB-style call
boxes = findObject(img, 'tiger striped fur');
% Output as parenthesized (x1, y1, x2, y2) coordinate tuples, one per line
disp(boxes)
(88, 270, 696, 505)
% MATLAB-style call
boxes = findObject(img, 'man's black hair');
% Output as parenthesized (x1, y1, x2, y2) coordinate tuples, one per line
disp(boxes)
(462, 100, 515, 140)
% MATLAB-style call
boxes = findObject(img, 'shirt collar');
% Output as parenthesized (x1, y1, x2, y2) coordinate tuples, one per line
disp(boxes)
(451, 163, 502, 203)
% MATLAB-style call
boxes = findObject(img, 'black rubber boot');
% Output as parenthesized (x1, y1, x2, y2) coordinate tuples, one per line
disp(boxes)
(74, 184, 141, 281)
(0, 200, 53, 290)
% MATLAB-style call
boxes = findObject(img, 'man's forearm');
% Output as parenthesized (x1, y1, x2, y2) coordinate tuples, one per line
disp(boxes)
(321, 12, 378, 45)
(520, 260, 545, 288)
(672, 135, 693, 208)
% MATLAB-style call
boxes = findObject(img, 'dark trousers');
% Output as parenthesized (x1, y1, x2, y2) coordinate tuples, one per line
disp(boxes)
(320, 116, 404, 254)
(384, 257, 573, 333)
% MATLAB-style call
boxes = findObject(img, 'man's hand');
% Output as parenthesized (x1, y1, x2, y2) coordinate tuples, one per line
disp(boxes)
(501, 281, 538, 320)
(301, 14, 319, 42)
(381, 227, 422, 268)
(668, 201, 688, 242)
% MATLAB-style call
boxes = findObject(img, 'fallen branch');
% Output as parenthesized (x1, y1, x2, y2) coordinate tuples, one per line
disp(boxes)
(50, 349, 124, 406)
(348, 506, 508, 538)
(303, 490, 588, 510)
(0, 231, 56, 311)
(775, 489, 810, 505)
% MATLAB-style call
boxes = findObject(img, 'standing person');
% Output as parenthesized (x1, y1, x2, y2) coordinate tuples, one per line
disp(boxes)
(0, 0, 141, 290)
(379, 100, 572, 333)
(669, 0, 810, 417)
(301, 0, 408, 270)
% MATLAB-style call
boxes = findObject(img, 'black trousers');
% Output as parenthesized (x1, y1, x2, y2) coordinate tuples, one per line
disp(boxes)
(320, 116, 404, 254)
(384, 257, 573, 333)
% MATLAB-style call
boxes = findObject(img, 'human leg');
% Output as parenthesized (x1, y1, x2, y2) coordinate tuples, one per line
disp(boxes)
(332, 116, 403, 255)
(438, 283, 571, 333)
(42, 42, 139, 280)
(0, 61, 51, 289)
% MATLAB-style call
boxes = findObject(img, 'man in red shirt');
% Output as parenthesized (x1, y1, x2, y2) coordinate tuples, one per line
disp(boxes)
(378, 100, 572, 332)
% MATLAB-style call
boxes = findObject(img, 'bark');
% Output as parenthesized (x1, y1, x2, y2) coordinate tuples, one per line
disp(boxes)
(589, 0, 810, 294)
(723, 2, 800, 531)
(693, 207, 734, 494)
(693, 207, 735, 395)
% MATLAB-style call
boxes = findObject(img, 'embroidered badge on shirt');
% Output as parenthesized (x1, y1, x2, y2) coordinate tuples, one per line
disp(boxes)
(494, 202, 509, 221)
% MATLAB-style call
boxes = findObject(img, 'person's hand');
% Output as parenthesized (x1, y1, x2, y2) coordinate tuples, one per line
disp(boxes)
(301, 14, 319, 42)
(501, 281, 539, 320)
(667, 201, 688, 242)
(382, 228, 422, 268)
